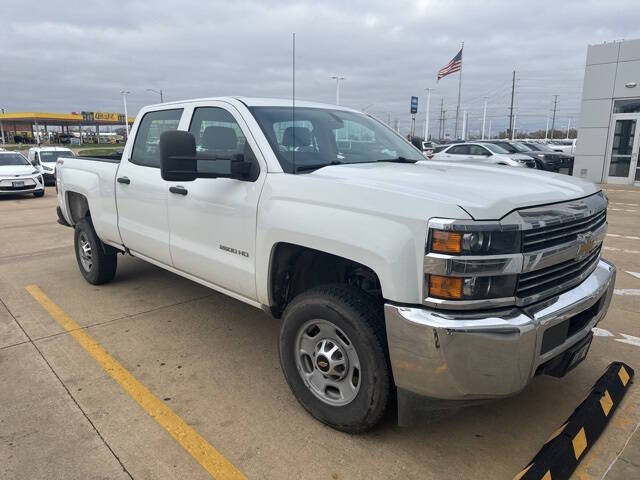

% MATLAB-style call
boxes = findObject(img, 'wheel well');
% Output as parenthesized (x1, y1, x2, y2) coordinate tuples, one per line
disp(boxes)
(269, 243, 382, 318)
(66, 191, 90, 223)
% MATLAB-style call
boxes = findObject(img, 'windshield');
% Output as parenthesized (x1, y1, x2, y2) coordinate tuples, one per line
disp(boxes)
(0, 153, 30, 166)
(511, 142, 533, 152)
(40, 150, 72, 162)
(527, 143, 556, 153)
(483, 143, 510, 154)
(249, 106, 423, 173)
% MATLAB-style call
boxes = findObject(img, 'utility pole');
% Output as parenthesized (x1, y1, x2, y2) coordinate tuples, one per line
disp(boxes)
(566, 118, 571, 139)
(488, 119, 492, 140)
(512, 112, 517, 140)
(438, 98, 444, 140)
(146, 88, 164, 103)
(330, 75, 345, 105)
(550, 95, 559, 140)
(481, 96, 488, 140)
(423, 88, 432, 141)
(508, 70, 516, 140)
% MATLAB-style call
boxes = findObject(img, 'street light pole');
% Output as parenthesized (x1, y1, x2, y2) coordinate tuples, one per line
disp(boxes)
(120, 90, 130, 137)
(423, 88, 432, 141)
(330, 75, 345, 105)
(146, 88, 164, 103)
(481, 96, 488, 140)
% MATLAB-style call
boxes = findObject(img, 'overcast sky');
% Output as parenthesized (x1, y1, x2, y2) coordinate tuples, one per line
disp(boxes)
(2, 0, 639, 137)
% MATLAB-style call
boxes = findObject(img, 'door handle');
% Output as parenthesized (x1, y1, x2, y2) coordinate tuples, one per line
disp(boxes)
(169, 185, 188, 195)
(117, 176, 130, 184)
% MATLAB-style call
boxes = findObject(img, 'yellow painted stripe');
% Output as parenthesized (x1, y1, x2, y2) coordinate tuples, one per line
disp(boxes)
(512, 463, 532, 480)
(600, 390, 613, 417)
(26, 285, 246, 480)
(541, 471, 552, 480)
(572, 427, 587, 460)
(618, 366, 630, 387)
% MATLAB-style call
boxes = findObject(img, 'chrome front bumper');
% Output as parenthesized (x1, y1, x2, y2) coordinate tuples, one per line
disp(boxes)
(385, 259, 616, 402)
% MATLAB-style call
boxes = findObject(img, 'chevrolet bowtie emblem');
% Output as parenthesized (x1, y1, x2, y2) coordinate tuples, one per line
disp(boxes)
(576, 232, 596, 261)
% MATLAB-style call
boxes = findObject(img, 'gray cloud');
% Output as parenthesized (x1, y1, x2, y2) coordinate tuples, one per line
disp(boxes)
(1, 0, 639, 136)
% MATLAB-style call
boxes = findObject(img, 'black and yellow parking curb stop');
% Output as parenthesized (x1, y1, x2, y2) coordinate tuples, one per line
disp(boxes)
(514, 362, 634, 480)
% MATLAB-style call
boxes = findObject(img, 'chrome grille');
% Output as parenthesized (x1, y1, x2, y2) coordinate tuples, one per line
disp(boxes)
(517, 246, 601, 299)
(522, 209, 607, 252)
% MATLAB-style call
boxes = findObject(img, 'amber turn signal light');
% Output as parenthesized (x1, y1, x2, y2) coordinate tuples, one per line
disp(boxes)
(429, 275, 463, 299)
(431, 230, 462, 254)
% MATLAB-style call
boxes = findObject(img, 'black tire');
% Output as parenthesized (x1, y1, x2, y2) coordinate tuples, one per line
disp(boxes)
(74, 217, 117, 285)
(279, 284, 391, 433)
(33, 190, 45, 197)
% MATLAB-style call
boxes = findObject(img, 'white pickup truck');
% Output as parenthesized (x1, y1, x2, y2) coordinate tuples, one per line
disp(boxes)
(56, 97, 615, 432)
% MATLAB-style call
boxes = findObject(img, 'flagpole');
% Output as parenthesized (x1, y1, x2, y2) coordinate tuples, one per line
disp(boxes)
(455, 42, 463, 139)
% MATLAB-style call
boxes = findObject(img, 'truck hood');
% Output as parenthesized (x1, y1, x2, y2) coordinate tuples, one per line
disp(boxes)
(311, 161, 599, 220)
(0, 165, 37, 176)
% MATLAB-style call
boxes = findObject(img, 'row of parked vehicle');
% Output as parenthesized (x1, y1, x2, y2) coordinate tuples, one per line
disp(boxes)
(0, 146, 74, 198)
(421, 140, 574, 174)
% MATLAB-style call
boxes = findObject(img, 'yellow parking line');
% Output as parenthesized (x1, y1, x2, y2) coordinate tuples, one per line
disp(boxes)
(25, 285, 246, 480)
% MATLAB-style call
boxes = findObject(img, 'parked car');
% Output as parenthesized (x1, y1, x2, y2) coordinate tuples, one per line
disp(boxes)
(430, 142, 536, 168)
(0, 151, 45, 197)
(27, 146, 74, 185)
(548, 139, 577, 155)
(421, 141, 439, 155)
(522, 142, 574, 174)
(56, 97, 614, 432)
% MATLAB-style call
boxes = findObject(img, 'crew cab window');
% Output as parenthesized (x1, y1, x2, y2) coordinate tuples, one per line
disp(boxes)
(447, 145, 469, 155)
(131, 109, 183, 168)
(188, 107, 259, 180)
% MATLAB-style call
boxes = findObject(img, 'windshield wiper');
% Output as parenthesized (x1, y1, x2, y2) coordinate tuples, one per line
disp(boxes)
(295, 160, 344, 173)
(374, 156, 419, 164)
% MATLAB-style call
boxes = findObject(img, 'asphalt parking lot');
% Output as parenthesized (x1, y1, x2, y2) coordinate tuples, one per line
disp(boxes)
(1, 186, 639, 480)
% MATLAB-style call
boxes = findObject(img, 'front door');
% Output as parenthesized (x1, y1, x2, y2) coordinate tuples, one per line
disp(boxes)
(167, 103, 265, 300)
(606, 114, 640, 185)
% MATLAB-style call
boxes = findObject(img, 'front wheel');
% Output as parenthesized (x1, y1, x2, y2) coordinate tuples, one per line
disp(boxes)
(279, 284, 391, 433)
(74, 217, 117, 285)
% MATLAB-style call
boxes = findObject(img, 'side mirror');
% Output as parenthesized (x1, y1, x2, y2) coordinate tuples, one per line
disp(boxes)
(160, 130, 198, 182)
(160, 129, 254, 182)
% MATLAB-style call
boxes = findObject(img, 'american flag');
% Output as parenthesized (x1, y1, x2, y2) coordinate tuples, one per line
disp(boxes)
(437, 48, 463, 81)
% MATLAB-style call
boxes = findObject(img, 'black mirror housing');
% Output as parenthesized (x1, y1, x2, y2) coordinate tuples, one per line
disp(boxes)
(160, 130, 198, 182)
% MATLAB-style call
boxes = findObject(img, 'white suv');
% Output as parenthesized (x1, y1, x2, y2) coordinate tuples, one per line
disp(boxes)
(430, 142, 536, 168)
(27, 146, 74, 185)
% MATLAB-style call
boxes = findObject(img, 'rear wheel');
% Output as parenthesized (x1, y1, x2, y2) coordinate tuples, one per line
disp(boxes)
(279, 284, 391, 433)
(74, 217, 117, 285)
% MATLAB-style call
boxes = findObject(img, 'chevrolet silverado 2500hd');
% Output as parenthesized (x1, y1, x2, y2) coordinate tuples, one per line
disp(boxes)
(56, 97, 615, 432)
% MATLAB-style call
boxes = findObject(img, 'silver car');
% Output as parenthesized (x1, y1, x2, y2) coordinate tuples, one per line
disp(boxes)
(430, 142, 536, 168)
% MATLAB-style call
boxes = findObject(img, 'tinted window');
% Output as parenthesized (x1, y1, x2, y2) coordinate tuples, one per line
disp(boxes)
(189, 107, 259, 180)
(40, 150, 72, 162)
(447, 145, 469, 155)
(469, 145, 490, 156)
(483, 143, 510, 154)
(487, 142, 516, 153)
(131, 109, 183, 167)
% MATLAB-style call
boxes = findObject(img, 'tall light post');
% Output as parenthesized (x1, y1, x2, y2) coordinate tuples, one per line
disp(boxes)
(481, 96, 488, 140)
(146, 88, 164, 103)
(120, 90, 130, 137)
(423, 88, 432, 141)
(330, 75, 345, 105)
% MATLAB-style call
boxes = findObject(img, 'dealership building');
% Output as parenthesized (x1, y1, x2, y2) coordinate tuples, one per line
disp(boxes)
(574, 38, 640, 186)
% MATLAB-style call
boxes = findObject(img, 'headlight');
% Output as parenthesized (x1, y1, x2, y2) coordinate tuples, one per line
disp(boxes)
(429, 229, 521, 255)
(428, 274, 517, 300)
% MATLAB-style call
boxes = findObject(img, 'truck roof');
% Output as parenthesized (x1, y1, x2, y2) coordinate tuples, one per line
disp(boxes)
(147, 96, 359, 113)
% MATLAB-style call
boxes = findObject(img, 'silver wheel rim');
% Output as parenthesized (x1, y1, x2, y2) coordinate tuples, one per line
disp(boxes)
(78, 232, 93, 272)
(294, 319, 361, 406)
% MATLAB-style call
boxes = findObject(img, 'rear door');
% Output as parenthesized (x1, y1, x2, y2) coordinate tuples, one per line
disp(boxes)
(468, 144, 493, 163)
(116, 108, 184, 265)
(167, 102, 266, 299)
